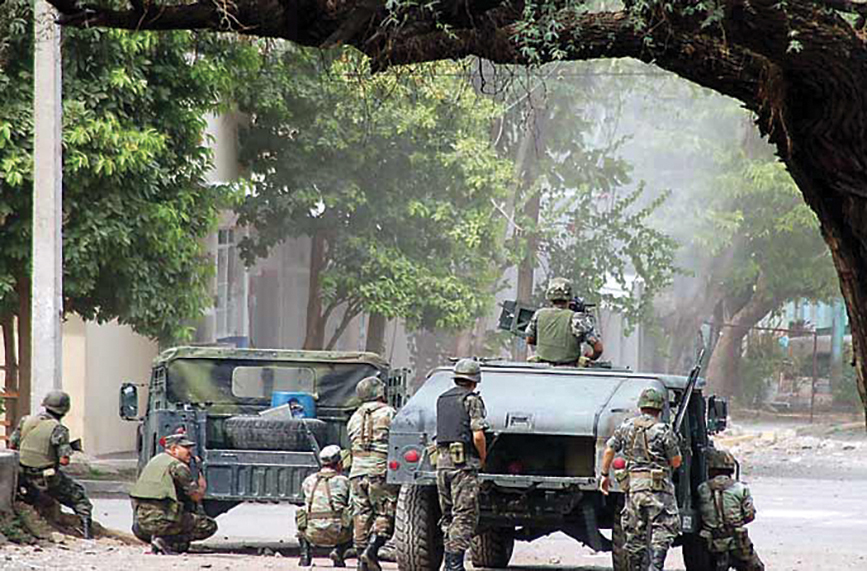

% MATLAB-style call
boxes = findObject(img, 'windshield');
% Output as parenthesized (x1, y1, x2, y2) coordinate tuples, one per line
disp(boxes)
(164, 358, 381, 408)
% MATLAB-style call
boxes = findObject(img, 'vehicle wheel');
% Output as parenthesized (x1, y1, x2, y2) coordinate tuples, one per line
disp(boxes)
(471, 528, 515, 568)
(395, 486, 443, 571)
(202, 499, 241, 518)
(682, 533, 715, 571)
(611, 495, 629, 571)
(223, 416, 327, 451)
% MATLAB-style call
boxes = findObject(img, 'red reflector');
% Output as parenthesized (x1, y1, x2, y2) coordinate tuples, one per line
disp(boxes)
(389, 460, 400, 471)
(403, 449, 421, 463)
(613, 457, 626, 470)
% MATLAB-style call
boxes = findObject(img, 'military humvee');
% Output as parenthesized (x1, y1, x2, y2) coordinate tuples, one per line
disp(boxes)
(386, 361, 728, 571)
(119, 346, 406, 517)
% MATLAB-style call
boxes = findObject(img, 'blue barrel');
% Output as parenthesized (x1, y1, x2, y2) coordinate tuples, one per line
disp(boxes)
(270, 391, 317, 418)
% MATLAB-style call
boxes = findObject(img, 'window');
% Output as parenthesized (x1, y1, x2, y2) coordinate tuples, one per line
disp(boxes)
(231, 366, 316, 398)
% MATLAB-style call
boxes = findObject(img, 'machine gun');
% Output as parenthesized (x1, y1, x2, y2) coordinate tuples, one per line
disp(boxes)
(497, 297, 596, 338)
(673, 337, 707, 435)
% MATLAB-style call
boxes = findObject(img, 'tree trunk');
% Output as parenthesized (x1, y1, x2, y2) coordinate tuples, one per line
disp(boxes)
(706, 276, 779, 398)
(16, 276, 31, 416)
(1, 312, 19, 435)
(303, 231, 327, 350)
(365, 313, 387, 355)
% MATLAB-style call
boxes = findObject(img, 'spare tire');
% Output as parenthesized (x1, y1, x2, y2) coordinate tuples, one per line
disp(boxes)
(223, 416, 327, 451)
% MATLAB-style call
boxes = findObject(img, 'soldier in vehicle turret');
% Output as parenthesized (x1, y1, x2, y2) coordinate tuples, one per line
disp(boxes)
(348, 376, 398, 571)
(525, 277, 603, 366)
(600, 387, 682, 571)
(297, 445, 353, 567)
(697, 449, 765, 571)
(10, 390, 94, 539)
(129, 433, 218, 554)
(435, 358, 489, 571)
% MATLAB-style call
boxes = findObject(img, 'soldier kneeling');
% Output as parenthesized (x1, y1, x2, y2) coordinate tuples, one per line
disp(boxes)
(697, 449, 765, 571)
(129, 433, 218, 554)
(297, 445, 353, 567)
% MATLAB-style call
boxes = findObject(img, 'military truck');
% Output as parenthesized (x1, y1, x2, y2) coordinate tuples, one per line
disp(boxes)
(386, 361, 728, 571)
(119, 346, 406, 517)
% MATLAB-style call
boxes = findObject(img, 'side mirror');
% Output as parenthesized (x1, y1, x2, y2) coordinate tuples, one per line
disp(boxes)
(707, 395, 728, 434)
(119, 382, 139, 420)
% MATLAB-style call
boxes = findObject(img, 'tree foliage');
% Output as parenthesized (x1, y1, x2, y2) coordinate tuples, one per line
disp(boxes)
(0, 0, 241, 342)
(235, 48, 512, 348)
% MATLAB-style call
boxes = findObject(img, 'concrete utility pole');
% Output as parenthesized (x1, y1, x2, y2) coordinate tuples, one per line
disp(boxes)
(31, 0, 63, 411)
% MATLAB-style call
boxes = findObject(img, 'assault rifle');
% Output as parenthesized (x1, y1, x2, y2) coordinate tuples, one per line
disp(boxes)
(673, 337, 707, 435)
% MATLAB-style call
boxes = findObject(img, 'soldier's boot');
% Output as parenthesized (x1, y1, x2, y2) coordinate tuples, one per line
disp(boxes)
(151, 536, 176, 555)
(330, 541, 352, 567)
(361, 535, 386, 571)
(81, 516, 93, 540)
(299, 537, 313, 567)
(649, 548, 668, 571)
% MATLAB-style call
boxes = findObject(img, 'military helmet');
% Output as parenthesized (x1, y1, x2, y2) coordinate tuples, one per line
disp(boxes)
(453, 358, 482, 384)
(707, 448, 737, 472)
(319, 445, 343, 466)
(356, 376, 386, 402)
(637, 387, 665, 411)
(42, 390, 71, 416)
(546, 277, 573, 302)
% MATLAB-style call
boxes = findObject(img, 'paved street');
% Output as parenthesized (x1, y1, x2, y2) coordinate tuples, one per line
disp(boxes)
(0, 474, 852, 570)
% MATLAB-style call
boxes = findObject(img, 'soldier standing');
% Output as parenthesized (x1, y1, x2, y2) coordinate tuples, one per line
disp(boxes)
(128, 433, 218, 554)
(525, 277, 603, 366)
(435, 359, 489, 571)
(10, 390, 94, 539)
(297, 445, 353, 567)
(600, 387, 682, 571)
(697, 449, 765, 571)
(348, 376, 399, 571)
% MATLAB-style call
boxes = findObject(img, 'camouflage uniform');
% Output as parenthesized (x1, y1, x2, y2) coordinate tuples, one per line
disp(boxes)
(129, 452, 217, 547)
(436, 391, 489, 554)
(698, 475, 765, 571)
(11, 412, 93, 523)
(525, 307, 599, 364)
(297, 466, 353, 547)
(607, 412, 681, 570)
(348, 400, 399, 550)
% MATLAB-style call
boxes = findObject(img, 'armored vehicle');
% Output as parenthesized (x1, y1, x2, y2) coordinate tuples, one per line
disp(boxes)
(119, 346, 406, 517)
(387, 361, 727, 571)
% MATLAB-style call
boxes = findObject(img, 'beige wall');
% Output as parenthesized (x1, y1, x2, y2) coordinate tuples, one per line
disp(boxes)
(62, 316, 158, 456)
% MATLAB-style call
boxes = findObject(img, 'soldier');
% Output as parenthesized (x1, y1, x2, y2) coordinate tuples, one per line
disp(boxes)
(348, 376, 399, 571)
(436, 358, 489, 571)
(697, 449, 765, 571)
(10, 390, 94, 539)
(297, 445, 353, 567)
(128, 433, 218, 554)
(600, 387, 682, 571)
(525, 277, 603, 366)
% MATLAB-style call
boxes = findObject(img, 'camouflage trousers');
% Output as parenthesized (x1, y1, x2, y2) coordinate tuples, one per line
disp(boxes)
(708, 530, 765, 571)
(622, 490, 680, 563)
(131, 499, 217, 544)
(350, 475, 399, 550)
(296, 508, 353, 547)
(19, 466, 93, 519)
(436, 468, 479, 553)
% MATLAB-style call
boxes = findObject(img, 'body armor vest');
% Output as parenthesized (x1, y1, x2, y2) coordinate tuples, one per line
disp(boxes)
(129, 453, 181, 502)
(436, 386, 473, 447)
(19, 415, 60, 469)
(535, 308, 582, 364)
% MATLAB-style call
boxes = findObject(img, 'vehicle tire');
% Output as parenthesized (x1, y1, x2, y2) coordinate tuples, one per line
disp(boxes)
(395, 485, 443, 571)
(223, 416, 327, 451)
(471, 528, 515, 568)
(682, 533, 715, 571)
(611, 495, 629, 571)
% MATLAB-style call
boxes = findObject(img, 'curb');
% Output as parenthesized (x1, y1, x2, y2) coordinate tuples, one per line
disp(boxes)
(80, 479, 131, 497)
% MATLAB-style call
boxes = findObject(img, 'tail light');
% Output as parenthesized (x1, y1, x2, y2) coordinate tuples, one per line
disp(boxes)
(403, 449, 421, 463)
(388, 460, 401, 471)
